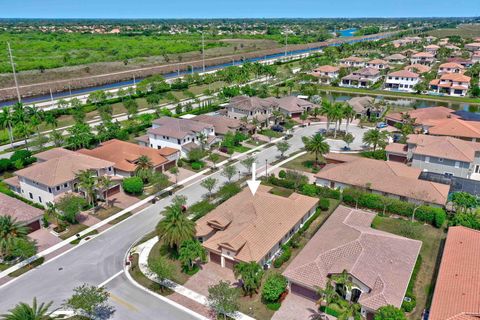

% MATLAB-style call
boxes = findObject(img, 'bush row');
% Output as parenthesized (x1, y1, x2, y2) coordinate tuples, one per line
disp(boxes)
(267, 175, 341, 200)
(342, 188, 446, 228)
(402, 255, 422, 312)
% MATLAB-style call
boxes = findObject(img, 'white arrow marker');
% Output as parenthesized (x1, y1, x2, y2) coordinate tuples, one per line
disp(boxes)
(247, 162, 261, 196)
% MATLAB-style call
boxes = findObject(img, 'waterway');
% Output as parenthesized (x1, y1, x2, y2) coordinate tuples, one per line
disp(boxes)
(339, 28, 358, 37)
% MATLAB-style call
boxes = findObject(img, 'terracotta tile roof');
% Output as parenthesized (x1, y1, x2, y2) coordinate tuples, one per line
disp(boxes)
(428, 118, 480, 140)
(388, 70, 420, 78)
(440, 73, 471, 82)
(0, 192, 44, 224)
(14, 148, 114, 187)
(283, 205, 421, 311)
(367, 59, 389, 65)
(439, 62, 465, 70)
(78, 139, 172, 173)
(429, 227, 480, 320)
(347, 96, 375, 113)
(412, 52, 435, 58)
(313, 65, 340, 73)
(35, 148, 74, 161)
(315, 154, 449, 205)
(407, 134, 480, 162)
(405, 64, 431, 74)
(148, 117, 214, 139)
(385, 53, 407, 61)
(228, 95, 278, 112)
(276, 96, 315, 113)
(158, 147, 180, 156)
(134, 134, 149, 144)
(426, 44, 440, 49)
(385, 143, 407, 155)
(386, 106, 458, 126)
(193, 114, 242, 135)
(196, 186, 318, 263)
(342, 56, 367, 63)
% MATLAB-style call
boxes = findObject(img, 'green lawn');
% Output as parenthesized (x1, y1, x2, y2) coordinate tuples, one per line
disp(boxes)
(232, 145, 251, 153)
(94, 206, 122, 220)
(128, 253, 174, 297)
(9, 257, 45, 277)
(269, 186, 294, 197)
(148, 240, 191, 285)
(59, 224, 89, 240)
(109, 211, 134, 225)
(371, 216, 446, 320)
(281, 152, 321, 173)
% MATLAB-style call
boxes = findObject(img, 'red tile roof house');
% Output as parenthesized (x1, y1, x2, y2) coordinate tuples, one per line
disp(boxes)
(385, 134, 480, 180)
(310, 65, 340, 85)
(429, 73, 471, 97)
(196, 185, 318, 269)
(385, 106, 459, 130)
(404, 63, 431, 74)
(465, 42, 480, 52)
(438, 62, 465, 75)
(4, 148, 117, 206)
(425, 44, 440, 55)
(283, 205, 421, 320)
(226, 95, 278, 127)
(339, 56, 367, 68)
(384, 53, 407, 64)
(365, 59, 390, 70)
(472, 51, 480, 64)
(0, 192, 44, 233)
(78, 139, 179, 177)
(136, 116, 216, 158)
(384, 70, 420, 93)
(340, 67, 381, 89)
(314, 153, 450, 207)
(410, 52, 435, 65)
(429, 227, 480, 320)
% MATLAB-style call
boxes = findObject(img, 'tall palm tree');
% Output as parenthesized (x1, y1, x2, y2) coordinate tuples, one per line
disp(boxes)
(1, 298, 56, 320)
(302, 134, 330, 165)
(135, 155, 154, 183)
(156, 201, 195, 252)
(362, 129, 388, 151)
(342, 104, 356, 134)
(331, 103, 345, 139)
(0, 106, 15, 149)
(44, 113, 58, 130)
(320, 100, 335, 132)
(97, 176, 113, 206)
(75, 170, 97, 207)
(45, 202, 60, 227)
(0, 216, 29, 259)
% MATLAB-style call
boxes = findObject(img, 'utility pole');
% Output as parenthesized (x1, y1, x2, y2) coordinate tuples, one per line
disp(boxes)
(284, 32, 288, 58)
(202, 32, 205, 72)
(7, 42, 21, 103)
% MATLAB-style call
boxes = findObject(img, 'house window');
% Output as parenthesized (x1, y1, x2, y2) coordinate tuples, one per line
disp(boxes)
(475, 165, 480, 174)
(38, 196, 42, 203)
(48, 187, 52, 193)
(438, 158, 443, 163)
(455, 161, 460, 168)
(444, 172, 454, 177)
(64, 183, 68, 188)
(425, 156, 430, 163)
(56, 186, 60, 191)
(29, 192, 33, 199)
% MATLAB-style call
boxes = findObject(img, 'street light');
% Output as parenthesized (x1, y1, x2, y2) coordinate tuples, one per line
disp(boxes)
(265, 159, 268, 178)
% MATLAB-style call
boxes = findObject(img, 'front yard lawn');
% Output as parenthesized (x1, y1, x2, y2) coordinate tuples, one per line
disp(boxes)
(232, 145, 251, 153)
(259, 129, 283, 139)
(148, 240, 191, 285)
(281, 153, 321, 173)
(371, 216, 446, 320)
(94, 206, 122, 220)
(269, 186, 294, 198)
(59, 224, 89, 240)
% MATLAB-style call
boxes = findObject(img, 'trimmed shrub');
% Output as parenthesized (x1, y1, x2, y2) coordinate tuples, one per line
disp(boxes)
(191, 161, 204, 170)
(122, 177, 144, 195)
(301, 184, 317, 197)
(217, 182, 242, 202)
(262, 273, 288, 303)
(189, 200, 216, 221)
(0, 159, 12, 172)
(361, 149, 387, 161)
(266, 302, 281, 311)
(273, 246, 291, 268)
(278, 170, 287, 179)
(319, 198, 330, 211)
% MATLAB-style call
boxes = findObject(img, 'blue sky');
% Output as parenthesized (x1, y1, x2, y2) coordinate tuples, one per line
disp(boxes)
(0, 0, 479, 19)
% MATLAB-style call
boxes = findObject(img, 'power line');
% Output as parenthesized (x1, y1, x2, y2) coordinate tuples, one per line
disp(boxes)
(7, 42, 21, 103)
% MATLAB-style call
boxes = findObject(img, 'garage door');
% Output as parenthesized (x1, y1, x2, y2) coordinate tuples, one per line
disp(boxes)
(291, 283, 319, 301)
(107, 185, 121, 196)
(25, 220, 41, 233)
(224, 258, 236, 270)
(388, 154, 407, 163)
(210, 252, 221, 265)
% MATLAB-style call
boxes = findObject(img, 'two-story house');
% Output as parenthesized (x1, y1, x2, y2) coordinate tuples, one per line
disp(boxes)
(411, 52, 435, 65)
(4, 148, 117, 205)
(438, 62, 465, 75)
(310, 65, 340, 84)
(340, 67, 381, 88)
(425, 44, 440, 55)
(465, 43, 480, 52)
(386, 134, 480, 180)
(136, 116, 216, 157)
(226, 95, 278, 125)
(384, 53, 407, 64)
(339, 56, 366, 68)
(429, 73, 471, 97)
(384, 70, 420, 92)
(365, 59, 390, 70)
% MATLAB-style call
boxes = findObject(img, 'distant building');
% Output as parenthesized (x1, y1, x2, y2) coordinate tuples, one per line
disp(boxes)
(384, 70, 420, 93)
(340, 67, 381, 88)
(365, 59, 389, 70)
(384, 53, 407, 64)
(340, 56, 366, 68)
(226, 96, 278, 125)
(438, 62, 465, 75)
(411, 52, 435, 65)
(310, 65, 340, 84)
(429, 73, 471, 97)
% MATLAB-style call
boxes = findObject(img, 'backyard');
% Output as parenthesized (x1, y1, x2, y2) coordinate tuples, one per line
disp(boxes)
(371, 216, 446, 320)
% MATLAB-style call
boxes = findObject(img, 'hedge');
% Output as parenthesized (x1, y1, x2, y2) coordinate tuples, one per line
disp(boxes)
(342, 188, 446, 228)
(319, 198, 330, 211)
(268, 175, 341, 200)
(273, 246, 291, 268)
(122, 177, 144, 195)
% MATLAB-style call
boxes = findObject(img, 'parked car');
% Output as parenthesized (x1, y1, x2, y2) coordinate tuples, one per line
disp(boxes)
(318, 128, 327, 135)
(376, 122, 388, 129)
(271, 125, 284, 132)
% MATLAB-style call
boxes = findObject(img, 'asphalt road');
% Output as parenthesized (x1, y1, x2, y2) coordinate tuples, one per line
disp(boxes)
(0, 123, 367, 319)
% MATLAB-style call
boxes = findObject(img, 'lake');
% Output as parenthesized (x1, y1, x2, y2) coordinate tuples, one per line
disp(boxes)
(339, 28, 358, 37)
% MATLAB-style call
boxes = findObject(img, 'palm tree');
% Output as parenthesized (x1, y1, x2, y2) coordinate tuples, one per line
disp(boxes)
(330, 103, 345, 139)
(45, 202, 60, 227)
(197, 133, 208, 151)
(362, 129, 388, 151)
(44, 113, 58, 130)
(156, 201, 195, 252)
(343, 104, 356, 134)
(320, 100, 335, 132)
(97, 176, 113, 206)
(302, 134, 330, 165)
(338, 302, 361, 320)
(75, 170, 97, 207)
(1, 298, 56, 320)
(316, 279, 338, 307)
(0, 106, 15, 149)
(0, 216, 29, 259)
(135, 155, 154, 183)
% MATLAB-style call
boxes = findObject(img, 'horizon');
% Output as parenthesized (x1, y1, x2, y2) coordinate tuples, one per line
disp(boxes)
(1, 0, 479, 19)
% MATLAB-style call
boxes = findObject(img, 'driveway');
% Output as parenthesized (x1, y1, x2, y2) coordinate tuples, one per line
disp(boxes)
(28, 228, 63, 252)
(272, 293, 335, 320)
(183, 262, 239, 297)
(108, 191, 140, 209)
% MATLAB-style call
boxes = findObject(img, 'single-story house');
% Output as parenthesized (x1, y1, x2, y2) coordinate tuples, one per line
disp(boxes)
(196, 185, 318, 269)
(385, 106, 459, 129)
(404, 64, 431, 74)
(346, 96, 383, 118)
(78, 139, 179, 177)
(314, 153, 450, 206)
(0, 193, 44, 232)
(429, 226, 480, 320)
(283, 205, 422, 319)
(384, 53, 407, 64)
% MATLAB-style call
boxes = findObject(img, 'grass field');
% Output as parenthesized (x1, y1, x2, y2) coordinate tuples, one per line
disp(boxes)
(426, 24, 480, 38)
(372, 216, 446, 320)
